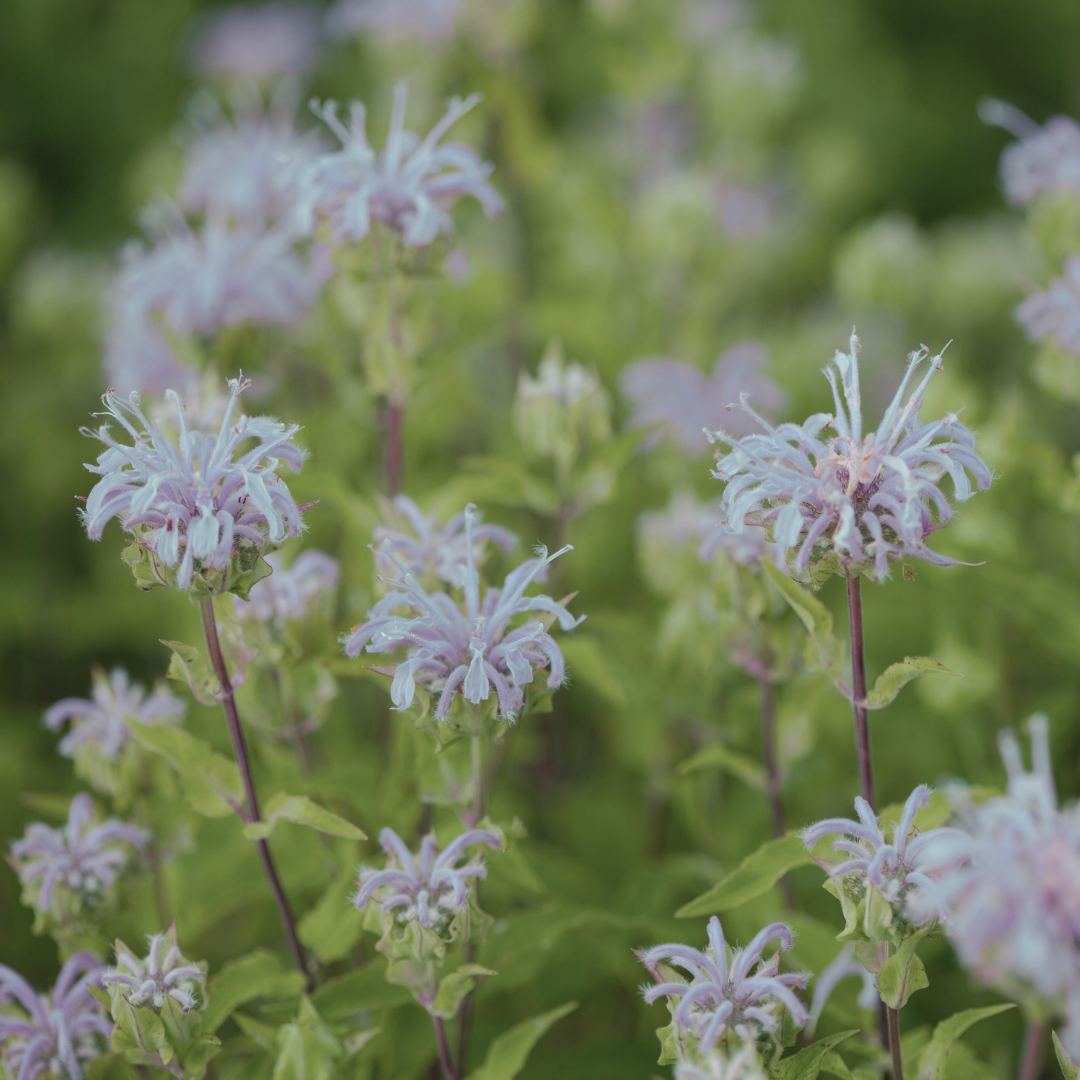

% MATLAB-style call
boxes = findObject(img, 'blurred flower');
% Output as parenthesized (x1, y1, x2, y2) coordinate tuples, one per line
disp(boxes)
(234, 549, 339, 621)
(675, 1044, 767, 1080)
(805, 942, 880, 1037)
(102, 925, 206, 1013)
(0, 952, 110, 1080)
(180, 94, 325, 227)
(622, 342, 784, 453)
(355, 826, 500, 931)
(104, 210, 332, 395)
(81, 374, 307, 593)
(716, 182, 776, 237)
(373, 495, 516, 587)
(1016, 257, 1080, 354)
(710, 331, 992, 581)
(980, 98, 1080, 206)
(915, 717, 1080, 1057)
(9, 795, 148, 915)
(343, 506, 583, 721)
(638, 916, 808, 1052)
(803, 785, 964, 933)
(699, 521, 786, 570)
(514, 341, 612, 473)
(301, 81, 503, 247)
(45, 666, 186, 762)
(190, 2, 323, 79)
(325, 0, 458, 41)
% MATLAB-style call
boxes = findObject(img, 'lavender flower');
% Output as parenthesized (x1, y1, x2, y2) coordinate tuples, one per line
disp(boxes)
(180, 96, 325, 228)
(81, 374, 307, 594)
(715, 183, 776, 238)
(104, 212, 331, 395)
(324, 0, 458, 41)
(675, 1045, 767, 1080)
(343, 508, 583, 721)
(1016, 257, 1080, 354)
(101, 925, 206, 1013)
(709, 331, 992, 581)
(980, 99, 1080, 206)
(0, 952, 111, 1080)
(915, 717, 1080, 1057)
(621, 342, 785, 453)
(355, 826, 500, 932)
(234, 549, 340, 621)
(699, 522, 786, 570)
(301, 81, 503, 247)
(803, 784, 963, 934)
(44, 667, 185, 762)
(372, 495, 516, 587)
(638, 916, 808, 1052)
(9, 795, 148, 915)
(190, 2, 323, 79)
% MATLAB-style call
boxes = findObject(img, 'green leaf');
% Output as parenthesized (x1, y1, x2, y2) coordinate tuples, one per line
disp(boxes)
(203, 950, 307, 1034)
(242, 793, 366, 841)
(233, 1013, 280, 1056)
(466, 1001, 578, 1080)
(309, 962, 412, 1021)
(820, 1052, 856, 1080)
(432, 965, 497, 1020)
(298, 874, 365, 963)
(863, 657, 962, 710)
(775, 1031, 858, 1080)
(126, 719, 243, 818)
(677, 744, 766, 791)
(676, 833, 813, 918)
(273, 1000, 343, 1080)
(762, 563, 845, 676)
(86, 1054, 139, 1080)
(1054, 1032, 1080, 1080)
(557, 635, 626, 706)
(915, 1005, 1015, 1080)
(878, 935, 929, 1009)
(163, 640, 222, 706)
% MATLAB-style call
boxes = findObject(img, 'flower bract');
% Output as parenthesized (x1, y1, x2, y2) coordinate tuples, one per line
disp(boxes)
(101, 925, 206, 1013)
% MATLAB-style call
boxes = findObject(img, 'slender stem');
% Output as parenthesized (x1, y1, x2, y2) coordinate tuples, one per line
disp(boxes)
(888, 1005, 904, 1080)
(845, 574, 876, 808)
(386, 400, 403, 496)
(199, 598, 312, 989)
(432, 1015, 458, 1080)
(471, 731, 486, 824)
(1017, 1022, 1046, 1080)
(758, 675, 795, 908)
(458, 714, 487, 1073)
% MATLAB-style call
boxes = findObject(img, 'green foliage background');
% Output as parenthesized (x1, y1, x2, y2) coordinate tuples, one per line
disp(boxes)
(2, 1, 1080, 1077)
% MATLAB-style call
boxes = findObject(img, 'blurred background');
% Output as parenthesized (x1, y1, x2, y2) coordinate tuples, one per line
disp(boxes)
(3, 1, 1080, 1077)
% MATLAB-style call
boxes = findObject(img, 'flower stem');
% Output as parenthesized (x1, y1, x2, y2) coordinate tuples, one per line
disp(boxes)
(432, 1015, 458, 1080)
(845, 574, 876, 808)
(199, 597, 312, 990)
(1017, 1022, 1046, 1080)
(386, 400, 403, 496)
(758, 674, 794, 907)
(471, 730, 486, 824)
(888, 1005, 904, 1080)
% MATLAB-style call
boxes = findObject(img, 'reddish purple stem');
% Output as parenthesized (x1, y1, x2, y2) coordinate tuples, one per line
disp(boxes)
(1018, 1022, 1045, 1080)
(386, 400, 403, 496)
(845, 574, 876, 809)
(199, 598, 312, 990)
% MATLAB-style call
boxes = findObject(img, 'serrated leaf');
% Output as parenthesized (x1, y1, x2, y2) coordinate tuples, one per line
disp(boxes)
(677, 833, 812, 918)
(915, 1005, 1015, 1080)
(163, 640, 222, 706)
(878, 935, 929, 1009)
(432, 965, 497, 1020)
(309, 961, 412, 1020)
(127, 719, 243, 818)
(1055, 1031, 1080, 1080)
(775, 1030, 858, 1080)
(273, 1000, 343, 1080)
(203, 950, 307, 1034)
(242, 793, 366, 841)
(863, 657, 962, 710)
(298, 874, 365, 963)
(466, 1001, 578, 1080)
(677, 744, 766, 790)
